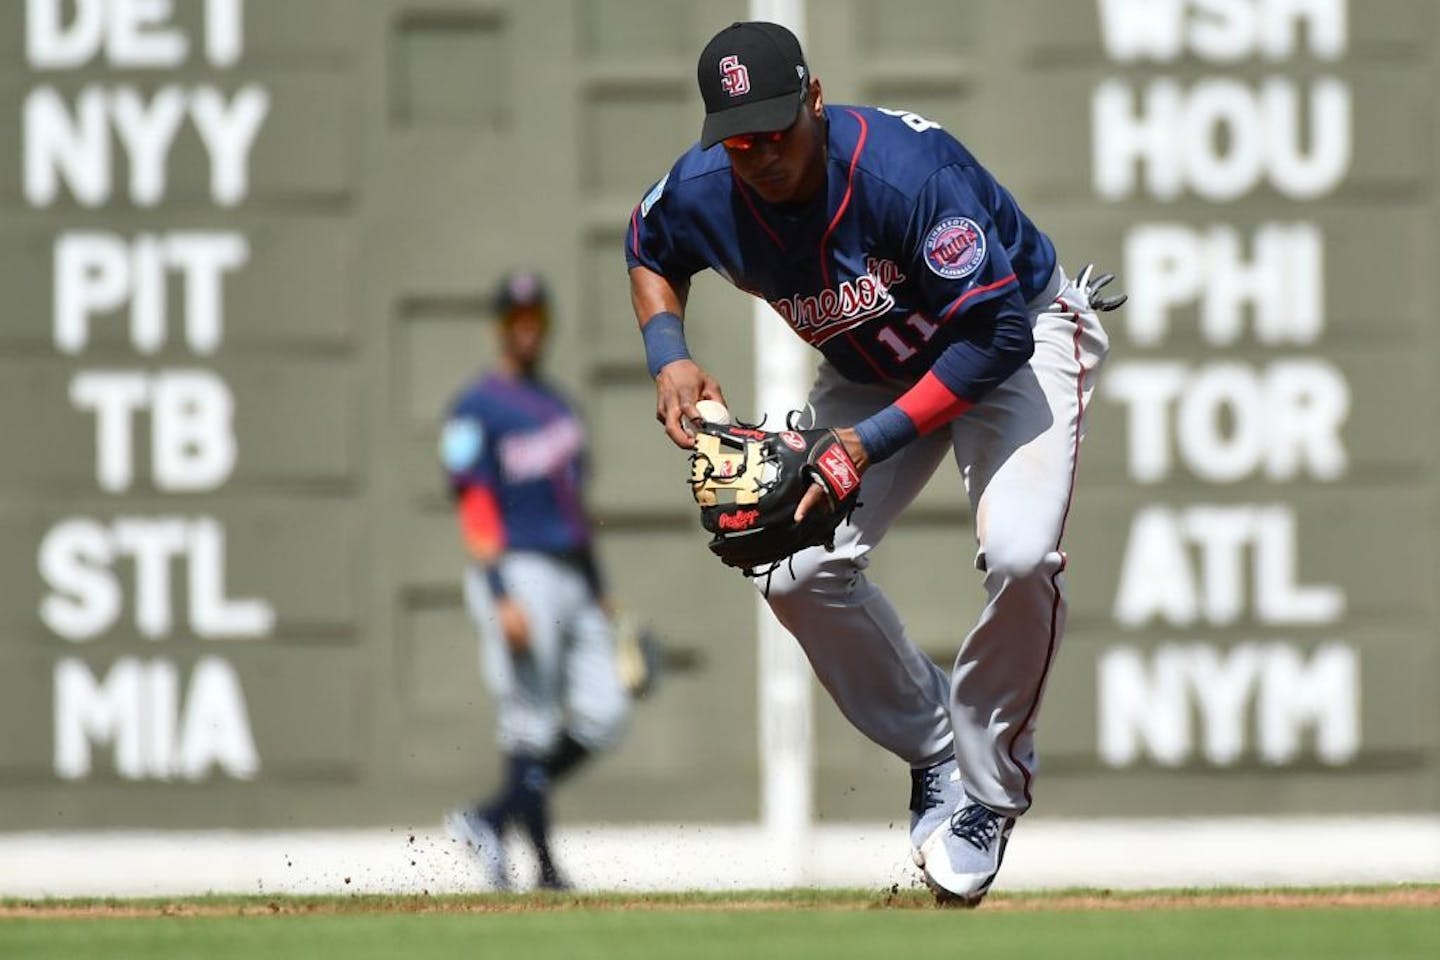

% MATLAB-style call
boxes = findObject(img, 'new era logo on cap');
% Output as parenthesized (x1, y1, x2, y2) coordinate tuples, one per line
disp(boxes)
(697, 21, 808, 149)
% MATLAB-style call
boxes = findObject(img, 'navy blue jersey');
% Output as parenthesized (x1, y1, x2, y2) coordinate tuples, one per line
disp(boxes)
(441, 372, 592, 553)
(626, 104, 1057, 385)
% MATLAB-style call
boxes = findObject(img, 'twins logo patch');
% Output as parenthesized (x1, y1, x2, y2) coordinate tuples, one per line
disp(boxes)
(924, 217, 986, 280)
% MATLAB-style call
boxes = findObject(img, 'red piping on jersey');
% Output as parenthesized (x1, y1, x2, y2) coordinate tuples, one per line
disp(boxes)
(819, 109, 869, 289)
(939, 273, 1018, 323)
(1005, 303, 1086, 811)
(629, 205, 641, 260)
(731, 172, 787, 251)
(894, 371, 974, 434)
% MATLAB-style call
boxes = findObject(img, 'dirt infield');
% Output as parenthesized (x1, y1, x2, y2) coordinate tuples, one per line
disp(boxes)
(3, 885, 1437, 919)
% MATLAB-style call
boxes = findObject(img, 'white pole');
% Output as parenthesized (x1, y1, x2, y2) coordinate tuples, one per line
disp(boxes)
(748, 0, 813, 886)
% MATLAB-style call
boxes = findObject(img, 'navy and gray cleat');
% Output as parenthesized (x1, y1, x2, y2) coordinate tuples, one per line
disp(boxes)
(444, 807, 512, 891)
(919, 801, 1015, 907)
(908, 756, 963, 867)
(538, 867, 573, 892)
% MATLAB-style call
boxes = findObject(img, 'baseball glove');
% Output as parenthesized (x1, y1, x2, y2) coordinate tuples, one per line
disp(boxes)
(613, 609, 663, 700)
(688, 417, 862, 576)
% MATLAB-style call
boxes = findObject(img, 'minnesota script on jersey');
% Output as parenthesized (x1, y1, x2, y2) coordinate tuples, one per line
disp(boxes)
(626, 105, 1057, 386)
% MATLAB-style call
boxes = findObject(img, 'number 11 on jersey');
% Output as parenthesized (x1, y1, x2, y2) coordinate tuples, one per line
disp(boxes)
(875, 312, 942, 362)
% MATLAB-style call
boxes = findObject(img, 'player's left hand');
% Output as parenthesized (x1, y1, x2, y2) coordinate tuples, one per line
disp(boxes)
(795, 427, 870, 522)
(690, 421, 863, 573)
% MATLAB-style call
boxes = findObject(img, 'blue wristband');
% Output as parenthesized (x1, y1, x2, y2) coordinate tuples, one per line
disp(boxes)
(483, 564, 507, 599)
(642, 311, 692, 378)
(853, 405, 919, 464)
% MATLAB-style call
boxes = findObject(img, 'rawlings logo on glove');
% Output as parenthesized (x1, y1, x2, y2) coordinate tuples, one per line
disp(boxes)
(815, 445, 860, 498)
(688, 416, 862, 575)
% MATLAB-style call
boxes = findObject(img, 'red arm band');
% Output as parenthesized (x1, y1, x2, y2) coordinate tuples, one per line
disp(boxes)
(895, 371, 974, 435)
(457, 486, 505, 561)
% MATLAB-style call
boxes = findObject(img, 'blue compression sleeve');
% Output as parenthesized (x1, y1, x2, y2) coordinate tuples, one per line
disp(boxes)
(853, 406, 919, 463)
(642, 311, 691, 378)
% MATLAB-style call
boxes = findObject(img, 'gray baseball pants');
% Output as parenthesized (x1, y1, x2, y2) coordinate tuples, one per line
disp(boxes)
(464, 552, 629, 757)
(763, 264, 1109, 818)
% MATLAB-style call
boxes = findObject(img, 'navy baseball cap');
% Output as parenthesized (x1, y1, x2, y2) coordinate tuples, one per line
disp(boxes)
(697, 21, 809, 149)
(492, 270, 549, 317)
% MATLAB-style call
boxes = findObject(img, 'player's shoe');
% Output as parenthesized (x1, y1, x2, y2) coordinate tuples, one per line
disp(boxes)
(537, 866, 573, 892)
(444, 807, 512, 891)
(919, 801, 1015, 908)
(908, 756, 963, 867)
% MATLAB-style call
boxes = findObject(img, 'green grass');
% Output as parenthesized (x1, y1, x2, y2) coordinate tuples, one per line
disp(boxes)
(1, 887, 1436, 960)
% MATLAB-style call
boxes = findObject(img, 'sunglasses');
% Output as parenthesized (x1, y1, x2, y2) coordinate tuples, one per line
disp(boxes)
(720, 86, 812, 151)
(722, 128, 788, 151)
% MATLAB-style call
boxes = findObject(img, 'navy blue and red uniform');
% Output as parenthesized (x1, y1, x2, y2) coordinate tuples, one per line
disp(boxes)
(441, 356, 629, 892)
(443, 370, 594, 564)
(626, 71, 1115, 906)
(627, 104, 1056, 398)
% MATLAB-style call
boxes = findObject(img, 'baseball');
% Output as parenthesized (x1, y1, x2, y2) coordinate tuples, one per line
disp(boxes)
(694, 399, 733, 425)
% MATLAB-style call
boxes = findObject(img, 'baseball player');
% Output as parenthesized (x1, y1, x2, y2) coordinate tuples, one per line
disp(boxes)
(441, 270, 629, 891)
(625, 22, 1122, 905)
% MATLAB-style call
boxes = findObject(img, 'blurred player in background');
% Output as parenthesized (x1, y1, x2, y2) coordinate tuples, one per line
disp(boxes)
(626, 23, 1122, 905)
(440, 270, 630, 891)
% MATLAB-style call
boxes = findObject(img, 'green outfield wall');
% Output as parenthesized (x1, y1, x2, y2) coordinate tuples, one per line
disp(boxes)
(0, 0, 1433, 829)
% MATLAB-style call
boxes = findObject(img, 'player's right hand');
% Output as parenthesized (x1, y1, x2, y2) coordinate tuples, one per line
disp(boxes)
(496, 596, 530, 655)
(654, 359, 727, 450)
